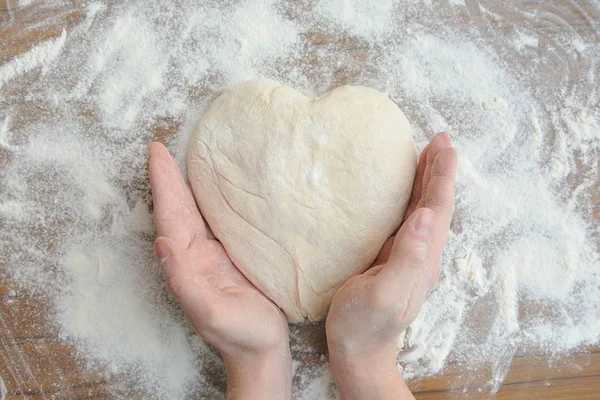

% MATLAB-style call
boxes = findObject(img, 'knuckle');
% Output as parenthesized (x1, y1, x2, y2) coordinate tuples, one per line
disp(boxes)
(369, 287, 397, 311)
(431, 166, 456, 180)
(399, 296, 417, 324)
(404, 238, 429, 267)
(425, 192, 453, 213)
(428, 175, 455, 195)
(166, 275, 186, 300)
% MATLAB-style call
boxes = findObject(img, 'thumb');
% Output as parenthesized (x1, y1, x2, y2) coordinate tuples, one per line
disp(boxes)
(374, 208, 439, 322)
(154, 236, 188, 282)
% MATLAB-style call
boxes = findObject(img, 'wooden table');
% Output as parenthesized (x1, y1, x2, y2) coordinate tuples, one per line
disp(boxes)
(1, 0, 599, 399)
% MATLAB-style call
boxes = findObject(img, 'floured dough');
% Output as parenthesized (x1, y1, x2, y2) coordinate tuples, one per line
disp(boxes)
(187, 79, 417, 322)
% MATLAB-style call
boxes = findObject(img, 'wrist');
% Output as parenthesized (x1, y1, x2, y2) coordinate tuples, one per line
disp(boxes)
(223, 341, 292, 400)
(328, 345, 414, 400)
(327, 337, 398, 376)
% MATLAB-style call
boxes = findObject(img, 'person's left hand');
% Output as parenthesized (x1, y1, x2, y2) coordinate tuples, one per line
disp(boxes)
(148, 142, 291, 399)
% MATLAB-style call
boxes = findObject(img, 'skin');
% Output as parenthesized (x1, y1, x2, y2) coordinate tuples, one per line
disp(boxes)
(147, 131, 457, 399)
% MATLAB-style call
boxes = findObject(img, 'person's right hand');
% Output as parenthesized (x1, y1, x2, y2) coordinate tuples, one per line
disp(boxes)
(325, 132, 457, 399)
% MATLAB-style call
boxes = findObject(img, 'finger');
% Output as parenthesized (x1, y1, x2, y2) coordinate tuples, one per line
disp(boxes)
(404, 143, 430, 219)
(416, 132, 451, 211)
(167, 150, 186, 185)
(166, 149, 201, 212)
(377, 208, 437, 286)
(424, 147, 457, 257)
(375, 208, 439, 323)
(183, 182, 215, 240)
(377, 148, 457, 291)
(148, 142, 208, 247)
(149, 143, 191, 247)
(154, 237, 224, 329)
(149, 142, 193, 207)
(373, 235, 395, 266)
(166, 150, 206, 222)
(375, 137, 442, 266)
(364, 263, 385, 276)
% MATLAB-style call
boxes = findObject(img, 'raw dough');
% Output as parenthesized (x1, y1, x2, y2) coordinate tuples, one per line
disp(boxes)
(187, 79, 417, 322)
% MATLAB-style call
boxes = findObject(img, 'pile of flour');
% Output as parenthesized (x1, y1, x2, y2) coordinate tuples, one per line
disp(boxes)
(1, 0, 598, 398)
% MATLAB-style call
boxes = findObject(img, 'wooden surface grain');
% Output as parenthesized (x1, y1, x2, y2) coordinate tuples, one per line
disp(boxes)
(1, 0, 599, 399)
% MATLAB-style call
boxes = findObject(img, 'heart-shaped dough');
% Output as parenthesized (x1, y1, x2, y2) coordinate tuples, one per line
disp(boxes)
(188, 79, 417, 322)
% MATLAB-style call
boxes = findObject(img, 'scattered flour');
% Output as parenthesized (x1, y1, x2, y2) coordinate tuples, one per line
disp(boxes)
(0, 29, 66, 88)
(453, 252, 488, 292)
(0, 0, 598, 398)
(296, 365, 339, 400)
(315, 0, 396, 40)
(0, 376, 6, 400)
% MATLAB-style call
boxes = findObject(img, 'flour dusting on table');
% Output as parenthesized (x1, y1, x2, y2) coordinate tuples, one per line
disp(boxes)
(0, 29, 66, 88)
(0, 0, 598, 398)
(0, 376, 7, 400)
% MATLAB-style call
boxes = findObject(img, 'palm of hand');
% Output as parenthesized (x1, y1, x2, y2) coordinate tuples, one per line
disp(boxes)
(148, 143, 287, 355)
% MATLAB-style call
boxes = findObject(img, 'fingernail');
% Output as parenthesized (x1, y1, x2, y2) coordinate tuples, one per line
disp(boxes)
(412, 208, 434, 237)
(154, 239, 170, 263)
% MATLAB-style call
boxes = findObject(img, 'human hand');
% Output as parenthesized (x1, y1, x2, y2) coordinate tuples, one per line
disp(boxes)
(148, 142, 291, 399)
(325, 132, 457, 399)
